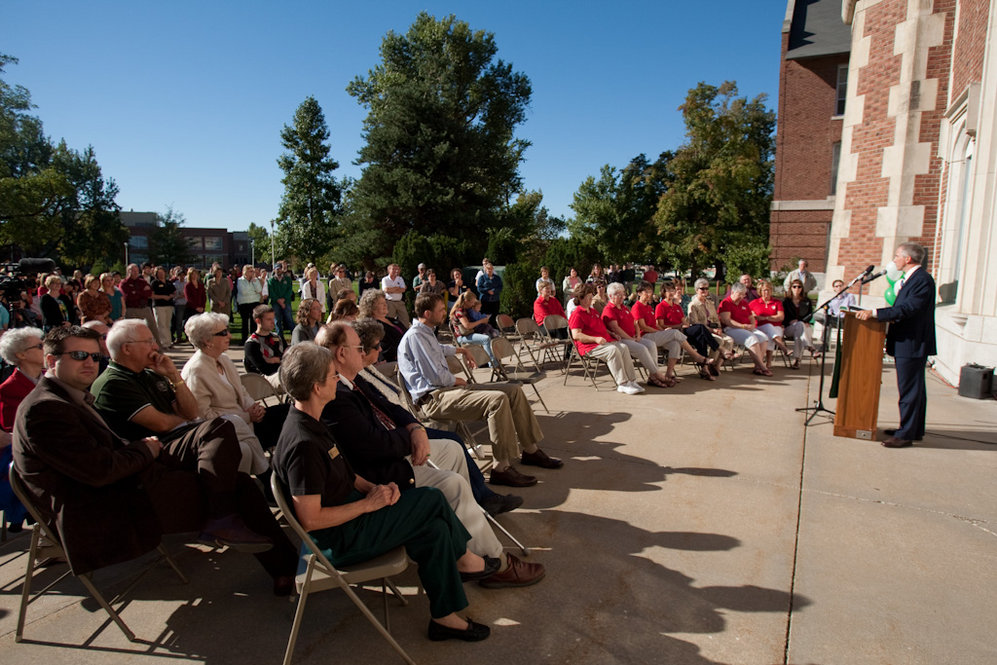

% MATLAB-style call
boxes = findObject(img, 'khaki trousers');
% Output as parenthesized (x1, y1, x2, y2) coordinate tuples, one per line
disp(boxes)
(385, 299, 411, 328)
(421, 382, 542, 464)
(585, 341, 636, 385)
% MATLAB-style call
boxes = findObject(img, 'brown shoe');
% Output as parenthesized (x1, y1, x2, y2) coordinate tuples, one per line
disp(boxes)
(199, 514, 274, 553)
(881, 436, 913, 448)
(479, 554, 546, 589)
(521, 448, 563, 469)
(489, 466, 538, 487)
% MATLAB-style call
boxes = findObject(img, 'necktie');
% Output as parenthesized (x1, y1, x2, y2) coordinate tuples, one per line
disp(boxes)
(354, 384, 396, 431)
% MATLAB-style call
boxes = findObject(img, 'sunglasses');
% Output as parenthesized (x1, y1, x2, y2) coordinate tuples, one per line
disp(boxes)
(23, 343, 44, 351)
(55, 350, 102, 362)
(697, 287, 709, 291)
(213, 329, 231, 337)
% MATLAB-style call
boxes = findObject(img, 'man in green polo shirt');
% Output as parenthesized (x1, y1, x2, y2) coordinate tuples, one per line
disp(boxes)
(267, 261, 295, 340)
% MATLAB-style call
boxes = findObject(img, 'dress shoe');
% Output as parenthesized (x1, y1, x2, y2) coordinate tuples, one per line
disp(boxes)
(273, 575, 295, 597)
(460, 555, 501, 582)
(883, 428, 923, 441)
(479, 553, 546, 589)
(521, 448, 563, 469)
(480, 493, 524, 516)
(427, 617, 490, 642)
(489, 466, 537, 488)
(199, 514, 274, 553)
(881, 436, 913, 448)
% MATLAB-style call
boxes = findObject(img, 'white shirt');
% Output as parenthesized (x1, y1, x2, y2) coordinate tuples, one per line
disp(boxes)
(381, 275, 406, 301)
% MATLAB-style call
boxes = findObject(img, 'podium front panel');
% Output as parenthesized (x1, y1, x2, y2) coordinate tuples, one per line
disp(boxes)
(834, 313, 887, 439)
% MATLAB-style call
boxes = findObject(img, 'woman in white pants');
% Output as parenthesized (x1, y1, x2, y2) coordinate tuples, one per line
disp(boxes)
(602, 283, 673, 387)
(748, 280, 791, 368)
(567, 283, 643, 394)
(719, 282, 773, 376)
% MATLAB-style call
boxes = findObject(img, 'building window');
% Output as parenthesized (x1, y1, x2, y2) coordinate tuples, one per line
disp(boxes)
(187, 236, 203, 250)
(204, 236, 223, 251)
(835, 65, 848, 116)
(129, 235, 148, 249)
(830, 142, 841, 195)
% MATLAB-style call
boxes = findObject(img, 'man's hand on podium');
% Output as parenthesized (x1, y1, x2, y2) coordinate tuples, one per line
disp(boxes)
(855, 309, 876, 321)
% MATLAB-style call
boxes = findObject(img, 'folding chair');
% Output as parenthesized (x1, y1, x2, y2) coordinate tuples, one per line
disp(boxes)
(394, 368, 488, 464)
(562, 341, 616, 389)
(9, 465, 188, 643)
(270, 475, 414, 665)
(446, 354, 473, 383)
(495, 313, 519, 341)
(490, 337, 549, 413)
(240, 372, 285, 406)
(514, 318, 561, 370)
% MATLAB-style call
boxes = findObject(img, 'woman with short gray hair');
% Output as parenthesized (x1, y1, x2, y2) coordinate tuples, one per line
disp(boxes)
(184, 312, 230, 348)
(719, 282, 772, 376)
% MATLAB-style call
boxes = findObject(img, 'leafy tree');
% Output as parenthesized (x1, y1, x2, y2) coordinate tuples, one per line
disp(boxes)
(569, 153, 670, 264)
(654, 81, 774, 281)
(346, 12, 532, 263)
(247, 221, 271, 265)
(542, 236, 601, 292)
(275, 96, 345, 265)
(150, 207, 195, 266)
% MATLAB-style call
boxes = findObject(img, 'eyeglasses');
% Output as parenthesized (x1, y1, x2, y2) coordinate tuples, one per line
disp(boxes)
(213, 329, 230, 337)
(791, 285, 803, 289)
(126, 338, 156, 346)
(23, 343, 44, 352)
(344, 344, 364, 352)
(54, 350, 102, 362)
(697, 287, 709, 291)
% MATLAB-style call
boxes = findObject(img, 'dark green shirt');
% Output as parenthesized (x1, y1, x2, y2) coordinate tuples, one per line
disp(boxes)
(90, 361, 177, 441)
(267, 273, 295, 304)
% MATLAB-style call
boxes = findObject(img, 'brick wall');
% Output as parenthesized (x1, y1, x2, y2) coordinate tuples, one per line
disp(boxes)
(951, 0, 991, 97)
(770, 209, 832, 271)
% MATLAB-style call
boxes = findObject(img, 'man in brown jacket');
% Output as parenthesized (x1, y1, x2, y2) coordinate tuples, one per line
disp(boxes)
(12, 326, 296, 594)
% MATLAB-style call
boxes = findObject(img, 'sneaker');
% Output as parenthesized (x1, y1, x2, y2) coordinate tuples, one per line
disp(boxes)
(617, 383, 642, 395)
(627, 381, 646, 393)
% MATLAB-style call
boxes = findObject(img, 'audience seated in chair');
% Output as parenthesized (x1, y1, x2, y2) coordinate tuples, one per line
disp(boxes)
(782, 279, 817, 369)
(652, 282, 718, 381)
(749, 279, 792, 368)
(719, 282, 773, 376)
(568, 283, 643, 394)
(449, 291, 498, 366)
(271, 342, 492, 642)
(243, 304, 286, 391)
(0, 326, 44, 532)
(316, 322, 544, 588)
(358, 289, 406, 363)
(398, 293, 562, 489)
(291, 298, 323, 346)
(181, 313, 290, 466)
(687, 278, 735, 363)
(13, 326, 296, 594)
(602, 283, 674, 388)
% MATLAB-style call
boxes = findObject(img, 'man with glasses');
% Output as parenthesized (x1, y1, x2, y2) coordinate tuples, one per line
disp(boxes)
(12, 326, 297, 593)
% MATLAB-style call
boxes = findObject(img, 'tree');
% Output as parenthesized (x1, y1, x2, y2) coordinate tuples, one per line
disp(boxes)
(275, 96, 345, 265)
(150, 207, 195, 266)
(346, 12, 532, 263)
(247, 222, 270, 265)
(568, 153, 670, 264)
(653, 81, 775, 280)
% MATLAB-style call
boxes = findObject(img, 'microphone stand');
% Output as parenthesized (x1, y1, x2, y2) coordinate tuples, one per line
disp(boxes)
(795, 271, 868, 425)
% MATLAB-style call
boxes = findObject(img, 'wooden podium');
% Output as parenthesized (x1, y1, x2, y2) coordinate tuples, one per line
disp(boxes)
(833, 312, 887, 440)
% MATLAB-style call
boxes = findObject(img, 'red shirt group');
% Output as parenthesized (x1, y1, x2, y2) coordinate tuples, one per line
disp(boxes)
(749, 298, 783, 321)
(654, 301, 684, 327)
(630, 300, 658, 331)
(601, 301, 638, 338)
(533, 295, 566, 327)
(568, 306, 611, 355)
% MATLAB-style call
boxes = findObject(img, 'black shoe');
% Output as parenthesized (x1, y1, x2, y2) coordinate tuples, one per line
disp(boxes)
(520, 448, 563, 469)
(459, 555, 501, 582)
(427, 617, 490, 642)
(883, 428, 923, 441)
(199, 514, 274, 553)
(480, 493, 524, 516)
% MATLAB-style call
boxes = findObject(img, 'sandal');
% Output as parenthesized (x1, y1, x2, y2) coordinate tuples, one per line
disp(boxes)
(649, 375, 671, 388)
(790, 359, 800, 370)
(753, 367, 773, 377)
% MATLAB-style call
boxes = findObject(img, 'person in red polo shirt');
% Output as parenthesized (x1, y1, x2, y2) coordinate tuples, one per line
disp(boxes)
(119, 263, 160, 346)
(568, 284, 642, 394)
(632, 281, 714, 382)
(718, 282, 772, 376)
(748, 280, 791, 368)
(603, 283, 673, 388)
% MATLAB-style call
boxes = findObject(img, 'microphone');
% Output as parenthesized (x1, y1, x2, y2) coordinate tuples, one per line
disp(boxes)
(862, 269, 886, 284)
(845, 265, 875, 288)
(862, 264, 875, 276)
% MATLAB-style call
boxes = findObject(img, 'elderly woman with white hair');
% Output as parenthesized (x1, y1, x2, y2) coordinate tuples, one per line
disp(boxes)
(568, 283, 643, 394)
(718, 281, 773, 376)
(180, 313, 288, 474)
(602, 282, 674, 387)
(688, 278, 735, 361)
(0, 326, 45, 531)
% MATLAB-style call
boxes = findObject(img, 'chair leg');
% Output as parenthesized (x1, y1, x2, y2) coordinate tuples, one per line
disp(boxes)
(339, 579, 416, 665)
(485, 511, 529, 556)
(15, 526, 41, 642)
(158, 544, 189, 584)
(530, 385, 549, 413)
(77, 572, 137, 642)
(283, 556, 316, 665)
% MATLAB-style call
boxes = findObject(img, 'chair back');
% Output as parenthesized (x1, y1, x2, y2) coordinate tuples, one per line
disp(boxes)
(241, 372, 279, 402)
(543, 314, 569, 335)
(462, 345, 492, 380)
(491, 336, 517, 367)
(495, 313, 517, 334)
(8, 465, 60, 552)
(446, 354, 472, 382)
(515, 317, 542, 338)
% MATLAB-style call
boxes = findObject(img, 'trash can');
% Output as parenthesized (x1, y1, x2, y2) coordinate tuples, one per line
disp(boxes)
(958, 363, 994, 399)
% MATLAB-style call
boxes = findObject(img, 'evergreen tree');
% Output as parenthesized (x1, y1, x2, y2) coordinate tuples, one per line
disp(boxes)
(346, 12, 532, 264)
(275, 96, 345, 265)
(150, 207, 195, 266)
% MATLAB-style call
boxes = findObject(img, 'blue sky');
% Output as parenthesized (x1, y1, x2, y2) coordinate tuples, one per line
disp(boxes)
(3, 1, 787, 230)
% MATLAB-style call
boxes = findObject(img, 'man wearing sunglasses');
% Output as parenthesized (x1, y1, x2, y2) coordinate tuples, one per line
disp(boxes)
(12, 326, 297, 594)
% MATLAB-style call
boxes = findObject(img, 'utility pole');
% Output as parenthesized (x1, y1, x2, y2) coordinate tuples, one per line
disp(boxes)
(269, 219, 276, 267)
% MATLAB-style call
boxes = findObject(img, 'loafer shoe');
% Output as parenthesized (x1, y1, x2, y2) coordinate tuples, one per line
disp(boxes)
(479, 553, 546, 589)
(199, 514, 274, 554)
(881, 436, 913, 448)
(428, 617, 490, 642)
(460, 555, 501, 582)
(521, 448, 563, 469)
(883, 428, 923, 440)
(480, 494, 524, 516)
(489, 466, 537, 488)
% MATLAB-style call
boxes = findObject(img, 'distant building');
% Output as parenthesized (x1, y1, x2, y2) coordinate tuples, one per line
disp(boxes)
(769, 0, 852, 274)
(773, 0, 997, 384)
(120, 211, 255, 269)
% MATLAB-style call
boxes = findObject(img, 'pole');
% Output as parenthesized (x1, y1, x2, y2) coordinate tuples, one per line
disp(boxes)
(269, 219, 276, 267)
(124, 241, 129, 267)
(251, 239, 255, 267)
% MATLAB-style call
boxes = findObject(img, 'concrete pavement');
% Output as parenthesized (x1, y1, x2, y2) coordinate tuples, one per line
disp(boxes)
(0, 348, 994, 664)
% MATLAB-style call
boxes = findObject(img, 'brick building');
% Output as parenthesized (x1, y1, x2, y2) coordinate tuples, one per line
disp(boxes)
(770, 0, 852, 274)
(121, 212, 253, 269)
(809, 0, 996, 385)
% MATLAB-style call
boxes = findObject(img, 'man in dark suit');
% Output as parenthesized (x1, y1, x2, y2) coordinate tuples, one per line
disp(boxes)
(12, 326, 296, 593)
(856, 242, 937, 448)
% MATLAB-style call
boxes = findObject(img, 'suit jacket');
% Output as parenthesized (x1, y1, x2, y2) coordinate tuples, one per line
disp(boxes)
(0, 369, 37, 432)
(320, 375, 420, 488)
(182, 350, 255, 422)
(876, 266, 937, 358)
(12, 377, 161, 575)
